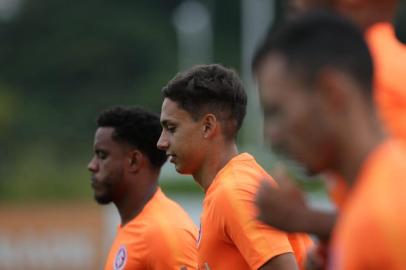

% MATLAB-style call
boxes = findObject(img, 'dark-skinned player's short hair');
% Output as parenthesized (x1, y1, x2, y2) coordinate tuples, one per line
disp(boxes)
(252, 11, 373, 97)
(96, 106, 167, 169)
(162, 64, 247, 140)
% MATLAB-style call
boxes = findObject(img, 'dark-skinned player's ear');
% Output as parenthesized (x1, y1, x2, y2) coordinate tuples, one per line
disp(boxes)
(127, 150, 143, 172)
(128, 158, 134, 165)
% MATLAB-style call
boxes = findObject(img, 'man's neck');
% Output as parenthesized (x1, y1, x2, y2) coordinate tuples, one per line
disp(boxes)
(193, 142, 239, 192)
(335, 108, 387, 186)
(115, 174, 159, 226)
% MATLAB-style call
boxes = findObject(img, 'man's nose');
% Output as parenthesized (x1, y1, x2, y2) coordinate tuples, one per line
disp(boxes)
(157, 131, 169, 151)
(87, 157, 98, 172)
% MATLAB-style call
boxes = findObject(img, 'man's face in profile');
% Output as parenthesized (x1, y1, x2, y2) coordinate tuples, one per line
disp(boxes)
(256, 54, 334, 175)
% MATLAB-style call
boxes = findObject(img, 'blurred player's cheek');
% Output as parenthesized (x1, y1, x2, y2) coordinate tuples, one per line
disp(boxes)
(264, 120, 286, 153)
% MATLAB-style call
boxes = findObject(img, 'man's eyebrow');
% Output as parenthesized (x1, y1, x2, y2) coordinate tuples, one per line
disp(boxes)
(94, 147, 107, 153)
(161, 119, 176, 127)
(161, 119, 169, 127)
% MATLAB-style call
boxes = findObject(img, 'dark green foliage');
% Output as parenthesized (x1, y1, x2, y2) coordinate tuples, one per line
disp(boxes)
(0, 0, 241, 200)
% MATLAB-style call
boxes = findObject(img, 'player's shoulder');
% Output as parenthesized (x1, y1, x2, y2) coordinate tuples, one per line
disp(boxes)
(221, 153, 269, 183)
(209, 174, 259, 213)
(141, 199, 198, 252)
(145, 190, 197, 233)
(215, 154, 270, 195)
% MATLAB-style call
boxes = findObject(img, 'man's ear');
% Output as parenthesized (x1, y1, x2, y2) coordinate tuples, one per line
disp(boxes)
(201, 113, 218, 138)
(127, 150, 143, 173)
(315, 67, 350, 113)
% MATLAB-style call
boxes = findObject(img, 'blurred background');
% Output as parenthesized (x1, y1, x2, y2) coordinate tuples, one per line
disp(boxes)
(0, 0, 405, 269)
(0, 0, 278, 201)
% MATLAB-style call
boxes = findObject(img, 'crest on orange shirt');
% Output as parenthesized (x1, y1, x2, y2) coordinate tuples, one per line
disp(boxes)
(114, 245, 127, 270)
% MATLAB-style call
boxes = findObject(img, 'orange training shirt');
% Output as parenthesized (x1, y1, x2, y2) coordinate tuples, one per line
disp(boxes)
(367, 22, 406, 143)
(198, 153, 312, 270)
(329, 139, 406, 270)
(104, 188, 198, 270)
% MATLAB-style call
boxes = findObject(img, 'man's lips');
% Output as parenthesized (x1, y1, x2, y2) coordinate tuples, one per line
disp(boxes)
(90, 176, 99, 189)
(167, 154, 176, 163)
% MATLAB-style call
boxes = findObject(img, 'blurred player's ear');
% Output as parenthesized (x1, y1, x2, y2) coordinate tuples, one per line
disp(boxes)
(315, 67, 349, 113)
(127, 150, 143, 173)
(201, 113, 218, 138)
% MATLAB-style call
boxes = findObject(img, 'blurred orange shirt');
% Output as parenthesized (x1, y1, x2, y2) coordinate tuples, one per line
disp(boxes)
(367, 22, 406, 142)
(198, 153, 312, 270)
(329, 140, 406, 270)
(104, 188, 198, 270)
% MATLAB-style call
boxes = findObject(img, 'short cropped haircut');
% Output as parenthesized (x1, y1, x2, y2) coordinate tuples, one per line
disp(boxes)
(96, 106, 167, 169)
(162, 64, 247, 139)
(252, 11, 374, 96)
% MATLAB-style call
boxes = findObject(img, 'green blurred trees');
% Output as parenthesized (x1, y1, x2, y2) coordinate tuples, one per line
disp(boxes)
(0, 0, 241, 201)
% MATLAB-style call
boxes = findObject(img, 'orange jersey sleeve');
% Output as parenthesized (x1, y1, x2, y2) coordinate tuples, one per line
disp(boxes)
(198, 153, 312, 270)
(329, 140, 406, 270)
(104, 189, 198, 270)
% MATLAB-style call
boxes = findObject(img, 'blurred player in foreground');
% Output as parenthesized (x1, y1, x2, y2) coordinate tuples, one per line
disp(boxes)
(88, 106, 198, 270)
(255, 0, 406, 267)
(253, 11, 406, 269)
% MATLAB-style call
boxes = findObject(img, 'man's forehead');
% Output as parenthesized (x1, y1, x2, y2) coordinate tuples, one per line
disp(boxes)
(161, 98, 179, 113)
(160, 98, 193, 122)
(257, 55, 302, 106)
(94, 127, 128, 152)
(260, 54, 288, 75)
(94, 127, 115, 143)
(257, 54, 290, 91)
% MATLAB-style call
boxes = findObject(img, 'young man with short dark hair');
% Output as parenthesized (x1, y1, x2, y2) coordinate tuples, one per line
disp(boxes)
(158, 64, 312, 270)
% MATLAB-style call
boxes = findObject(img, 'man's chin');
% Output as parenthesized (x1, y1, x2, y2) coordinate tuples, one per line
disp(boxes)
(175, 165, 194, 175)
(296, 160, 325, 178)
(174, 164, 184, 173)
(280, 155, 323, 177)
(94, 195, 112, 205)
(303, 167, 322, 177)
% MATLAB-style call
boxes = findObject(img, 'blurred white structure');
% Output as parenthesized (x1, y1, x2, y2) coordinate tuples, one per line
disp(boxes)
(173, 0, 213, 70)
(0, 0, 20, 20)
(241, 0, 275, 146)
